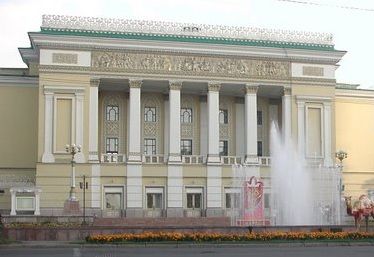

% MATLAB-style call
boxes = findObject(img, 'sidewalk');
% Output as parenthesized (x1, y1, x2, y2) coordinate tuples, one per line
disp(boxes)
(1, 240, 374, 249)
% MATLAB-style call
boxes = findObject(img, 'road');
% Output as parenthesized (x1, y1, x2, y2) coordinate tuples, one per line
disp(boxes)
(1, 245, 374, 257)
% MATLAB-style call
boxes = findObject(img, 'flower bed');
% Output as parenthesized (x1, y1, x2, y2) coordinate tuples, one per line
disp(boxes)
(86, 231, 374, 243)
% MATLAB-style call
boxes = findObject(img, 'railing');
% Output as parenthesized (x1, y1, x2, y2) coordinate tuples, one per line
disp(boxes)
(221, 156, 242, 165)
(142, 155, 166, 164)
(258, 156, 271, 166)
(101, 153, 125, 163)
(182, 155, 205, 164)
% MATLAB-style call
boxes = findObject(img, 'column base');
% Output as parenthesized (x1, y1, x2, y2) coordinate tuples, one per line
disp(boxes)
(127, 154, 142, 163)
(42, 153, 55, 163)
(244, 155, 258, 165)
(206, 208, 225, 217)
(166, 208, 184, 217)
(207, 155, 221, 165)
(63, 199, 80, 215)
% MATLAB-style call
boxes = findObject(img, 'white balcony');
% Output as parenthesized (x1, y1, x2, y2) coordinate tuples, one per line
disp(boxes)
(221, 156, 242, 165)
(258, 156, 271, 166)
(101, 153, 125, 163)
(182, 155, 205, 164)
(142, 155, 166, 164)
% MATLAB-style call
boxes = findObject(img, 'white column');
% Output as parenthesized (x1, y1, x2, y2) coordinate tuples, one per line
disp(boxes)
(244, 84, 258, 164)
(235, 98, 245, 158)
(75, 92, 85, 163)
(34, 189, 41, 216)
(200, 96, 208, 157)
(10, 189, 16, 215)
(127, 79, 142, 163)
(297, 100, 306, 157)
(207, 82, 221, 164)
(168, 81, 182, 163)
(164, 95, 169, 159)
(42, 92, 55, 163)
(323, 101, 332, 166)
(282, 87, 292, 145)
(88, 78, 100, 162)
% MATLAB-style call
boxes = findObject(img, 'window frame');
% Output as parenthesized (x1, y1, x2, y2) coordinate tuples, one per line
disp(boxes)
(257, 110, 263, 126)
(181, 139, 193, 155)
(106, 137, 119, 153)
(144, 138, 157, 155)
(219, 109, 228, 124)
(225, 192, 241, 209)
(257, 141, 263, 157)
(144, 107, 157, 122)
(219, 140, 228, 156)
(105, 105, 119, 121)
(180, 108, 193, 123)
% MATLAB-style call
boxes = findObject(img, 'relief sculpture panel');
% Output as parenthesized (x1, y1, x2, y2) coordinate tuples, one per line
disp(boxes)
(91, 51, 290, 79)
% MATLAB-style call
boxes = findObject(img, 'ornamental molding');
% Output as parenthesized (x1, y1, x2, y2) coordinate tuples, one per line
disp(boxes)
(91, 51, 290, 80)
(169, 80, 183, 90)
(283, 87, 292, 96)
(90, 78, 100, 87)
(208, 82, 221, 92)
(129, 79, 142, 88)
(245, 84, 259, 94)
(42, 15, 334, 45)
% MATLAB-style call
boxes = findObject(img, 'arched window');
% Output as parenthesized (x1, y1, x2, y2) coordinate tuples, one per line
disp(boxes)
(219, 109, 228, 124)
(144, 107, 156, 122)
(106, 105, 119, 121)
(181, 108, 192, 123)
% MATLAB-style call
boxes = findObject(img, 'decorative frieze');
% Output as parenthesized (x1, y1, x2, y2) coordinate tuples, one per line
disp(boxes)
(91, 51, 290, 80)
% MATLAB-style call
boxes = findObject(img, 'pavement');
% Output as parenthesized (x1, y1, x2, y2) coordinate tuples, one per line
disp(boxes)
(0, 244, 374, 257)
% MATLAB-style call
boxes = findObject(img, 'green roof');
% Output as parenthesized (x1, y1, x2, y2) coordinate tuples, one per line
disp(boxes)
(40, 27, 337, 52)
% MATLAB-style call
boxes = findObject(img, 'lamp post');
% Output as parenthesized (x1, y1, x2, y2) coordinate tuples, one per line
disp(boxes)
(80, 175, 88, 225)
(335, 150, 347, 225)
(65, 144, 81, 201)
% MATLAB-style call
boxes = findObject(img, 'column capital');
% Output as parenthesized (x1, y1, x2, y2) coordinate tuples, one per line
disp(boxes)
(129, 79, 143, 88)
(244, 84, 258, 94)
(90, 78, 100, 87)
(283, 87, 291, 96)
(169, 80, 183, 90)
(208, 82, 221, 92)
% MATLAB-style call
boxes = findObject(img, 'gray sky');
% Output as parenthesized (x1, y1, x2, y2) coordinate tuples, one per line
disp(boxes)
(1, 0, 373, 88)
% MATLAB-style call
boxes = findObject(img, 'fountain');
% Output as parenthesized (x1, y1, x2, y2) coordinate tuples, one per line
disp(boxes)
(231, 122, 342, 226)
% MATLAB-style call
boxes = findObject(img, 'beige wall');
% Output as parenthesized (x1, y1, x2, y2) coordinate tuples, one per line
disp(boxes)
(0, 85, 38, 168)
(336, 94, 374, 197)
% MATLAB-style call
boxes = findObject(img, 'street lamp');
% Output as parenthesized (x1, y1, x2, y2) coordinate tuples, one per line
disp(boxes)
(335, 150, 347, 225)
(65, 144, 81, 201)
(335, 150, 348, 166)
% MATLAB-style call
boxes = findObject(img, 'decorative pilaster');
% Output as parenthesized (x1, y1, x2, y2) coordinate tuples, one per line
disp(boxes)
(74, 92, 85, 163)
(297, 100, 306, 158)
(244, 84, 258, 164)
(34, 188, 42, 216)
(88, 78, 100, 162)
(42, 92, 55, 163)
(282, 87, 292, 145)
(127, 79, 142, 163)
(323, 101, 332, 166)
(207, 82, 221, 164)
(168, 80, 182, 163)
(10, 189, 16, 216)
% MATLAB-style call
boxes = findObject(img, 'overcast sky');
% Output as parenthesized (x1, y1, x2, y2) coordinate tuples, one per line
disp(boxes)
(1, 0, 373, 88)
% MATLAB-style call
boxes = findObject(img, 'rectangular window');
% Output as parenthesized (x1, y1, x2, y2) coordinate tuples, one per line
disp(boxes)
(219, 109, 228, 124)
(264, 193, 270, 208)
(181, 139, 192, 155)
(219, 140, 228, 156)
(257, 110, 263, 125)
(105, 193, 122, 210)
(146, 193, 163, 209)
(106, 137, 119, 153)
(225, 193, 240, 209)
(257, 141, 263, 157)
(144, 107, 156, 122)
(181, 108, 193, 123)
(106, 105, 119, 121)
(187, 193, 202, 209)
(144, 138, 156, 155)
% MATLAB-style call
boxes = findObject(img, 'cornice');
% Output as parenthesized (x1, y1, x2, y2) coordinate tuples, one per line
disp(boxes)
(29, 33, 345, 65)
(0, 76, 38, 87)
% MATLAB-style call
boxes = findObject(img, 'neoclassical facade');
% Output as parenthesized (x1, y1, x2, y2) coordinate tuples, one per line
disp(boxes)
(0, 15, 373, 218)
